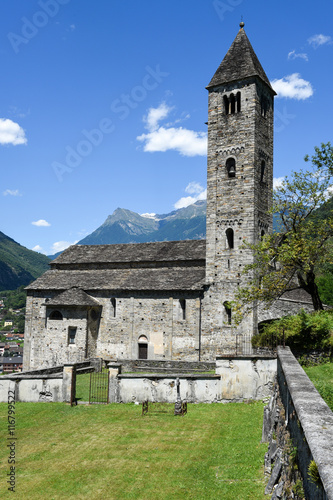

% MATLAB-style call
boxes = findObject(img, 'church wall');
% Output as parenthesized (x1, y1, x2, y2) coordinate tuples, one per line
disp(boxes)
(24, 291, 203, 370)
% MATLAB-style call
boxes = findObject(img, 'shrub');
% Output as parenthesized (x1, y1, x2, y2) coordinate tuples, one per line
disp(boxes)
(253, 309, 333, 352)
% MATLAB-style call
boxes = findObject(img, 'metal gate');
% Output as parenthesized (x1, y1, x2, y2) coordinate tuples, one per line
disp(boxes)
(89, 370, 109, 404)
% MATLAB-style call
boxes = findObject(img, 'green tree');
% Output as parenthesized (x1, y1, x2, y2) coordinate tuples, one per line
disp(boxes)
(236, 143, 333, 314)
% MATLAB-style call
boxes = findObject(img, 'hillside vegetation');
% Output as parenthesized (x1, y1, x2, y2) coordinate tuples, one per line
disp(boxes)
(0, 231, 50, 291)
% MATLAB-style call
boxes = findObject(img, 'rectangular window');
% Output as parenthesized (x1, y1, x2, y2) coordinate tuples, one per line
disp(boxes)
(68, 327, 77, 345)
(111, 298, 116, 318)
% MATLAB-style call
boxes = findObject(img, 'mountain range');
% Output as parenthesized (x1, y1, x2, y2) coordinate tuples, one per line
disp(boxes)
(78, 200, 206, 245)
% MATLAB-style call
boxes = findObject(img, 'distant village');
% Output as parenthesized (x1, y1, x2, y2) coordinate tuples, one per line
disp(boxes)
(0, 297, 24, 374)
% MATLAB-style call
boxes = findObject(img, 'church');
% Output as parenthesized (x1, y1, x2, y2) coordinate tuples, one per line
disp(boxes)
(23, 24, 312, 371)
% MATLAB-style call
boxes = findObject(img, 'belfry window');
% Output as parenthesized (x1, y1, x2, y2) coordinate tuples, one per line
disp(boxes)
(223, 92, 241, 115)
(226, 228, 234, 249)
(260, 160, 266, 182)
(223, 301, 232, 325)
(230, 93, 235, 114)
(49, 310, 63, 320)
(236, 92, 241, 112)
(261, 97, 268, 117)
(226, 158, 236, 178)
(223, 95, 229, 115)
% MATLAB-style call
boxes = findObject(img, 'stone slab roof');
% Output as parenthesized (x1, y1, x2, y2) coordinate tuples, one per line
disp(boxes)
(51, 239, 206, 266)
(27, 267, 206, 292)
(279, 289, 313, 304)
(45, 287, 101, 306)
(207, 26, 275, 93)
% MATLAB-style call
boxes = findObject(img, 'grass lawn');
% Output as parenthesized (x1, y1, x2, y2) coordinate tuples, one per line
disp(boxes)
(0, 401, 268, 499)
(304, 362, 333, 411)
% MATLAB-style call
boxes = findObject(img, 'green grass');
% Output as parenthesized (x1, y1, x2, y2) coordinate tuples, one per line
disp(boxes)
(304, 362, 333, 411)
(0, 401, 267, 499)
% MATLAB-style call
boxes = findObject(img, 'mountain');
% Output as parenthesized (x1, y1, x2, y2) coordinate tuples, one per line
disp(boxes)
(0, 231, 50, 291)
(78, 200, 206, 245)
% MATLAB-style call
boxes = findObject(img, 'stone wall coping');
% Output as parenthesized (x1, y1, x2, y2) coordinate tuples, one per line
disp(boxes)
(0, 374, 63, 380)
(277, 346, 333, 499)
(118, 373, 221, 379)
(107, 362, 122, 368)
(216, 355, 276, 360)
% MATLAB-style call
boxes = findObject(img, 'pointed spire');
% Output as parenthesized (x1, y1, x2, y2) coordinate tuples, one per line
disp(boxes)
(207, 25, 275, 93)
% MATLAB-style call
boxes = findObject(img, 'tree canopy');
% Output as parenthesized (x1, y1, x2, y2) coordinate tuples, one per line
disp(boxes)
(236, 143, 333, 314)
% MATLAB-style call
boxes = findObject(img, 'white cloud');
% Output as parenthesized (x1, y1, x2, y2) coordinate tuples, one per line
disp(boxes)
(138, 127, 207, 156)
(32, 219, 51, 227)
(273, 177, 285, 190)
(308, 34, 332, 48)
(32, 245, 47, 254)
(288, 50, 308, 62)
(0, 118, 27, 145)
(271, 73, 313, 100)
(174, 182, 207, 209)
(137, 103, 207, 157)
(51, 241, 77, 253)
(144, 102, 172, 131)
(3, 189, 21, 196)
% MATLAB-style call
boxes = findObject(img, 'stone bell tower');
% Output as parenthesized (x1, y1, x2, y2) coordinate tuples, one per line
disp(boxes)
(202, 23, 276, 355)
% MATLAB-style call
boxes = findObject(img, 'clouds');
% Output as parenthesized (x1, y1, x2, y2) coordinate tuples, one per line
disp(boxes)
(137, 103, 207, 157)
(271, 73, 313, 100)
(308, 34, 332, 48)
(0, 118, 27, 145)
(273, 177, 285, 190)
(174, 182, 206, 209)
(32, 219, 51, 227)
(287, 50, 308, 62)
(51, 241, 76, 254)
(3, 189, 21, 196)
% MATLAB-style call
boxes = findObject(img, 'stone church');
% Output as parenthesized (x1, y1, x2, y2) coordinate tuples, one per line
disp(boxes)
(23, 24, 312, 371)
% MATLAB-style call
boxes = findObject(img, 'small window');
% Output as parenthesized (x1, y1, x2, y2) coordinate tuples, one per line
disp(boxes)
(179, 299, 186, 320)
(68, 327, 77, 345)
(226, 158, 236, 178)
(223, 301, 232, 325)
(261, 230, 265, 240)
(111, 298, 116, 318)
(90, 309, 98, 321)
(226, 228, 234, 249)
(260, 160, 266, 182)
(49, 310, 63, 320)
(261, 97, 268, 117)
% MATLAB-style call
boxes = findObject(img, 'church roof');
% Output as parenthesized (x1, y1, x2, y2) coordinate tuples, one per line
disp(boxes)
(27, 267, 206, 292)
(45, 287, 101, 306)
(207, 25, 275, 93)
(51, 239, 206, 266)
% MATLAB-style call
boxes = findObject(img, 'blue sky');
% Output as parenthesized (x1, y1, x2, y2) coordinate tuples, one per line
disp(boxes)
(0, 0, 332, 255)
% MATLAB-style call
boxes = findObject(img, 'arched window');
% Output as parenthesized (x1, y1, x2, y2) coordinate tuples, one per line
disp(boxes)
(226, 158, 236, 178)
(260, 160, 266, 182)
(236, 92, 241, 112)
(230, 93, 235, 114)
(223, 301, 232, 325)
(138, 335, 148, 360)
(226, 228, 234, 249)
(261, 97, 268, 117)
(223, 95, 229, 115)
(49, 310, 63, 320)
(261, 230, 265, 240)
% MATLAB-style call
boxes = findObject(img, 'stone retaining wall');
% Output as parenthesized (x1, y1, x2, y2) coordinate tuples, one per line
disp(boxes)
(264, 347, 333, 499)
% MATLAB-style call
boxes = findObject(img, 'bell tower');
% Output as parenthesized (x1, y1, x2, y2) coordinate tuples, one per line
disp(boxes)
(202, 23, 276, 354)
